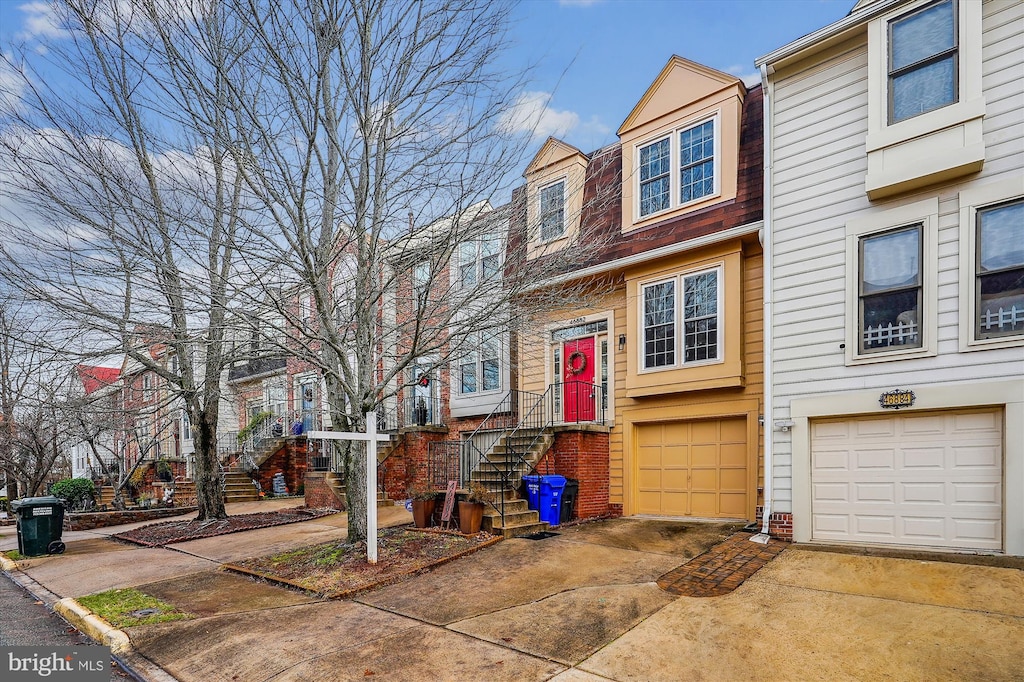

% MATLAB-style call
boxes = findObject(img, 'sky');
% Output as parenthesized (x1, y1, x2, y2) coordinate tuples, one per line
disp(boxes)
(0, 0, 854, 163)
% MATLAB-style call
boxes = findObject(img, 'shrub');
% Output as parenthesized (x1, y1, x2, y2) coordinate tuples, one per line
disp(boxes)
(50, 478, 96, 510)
(155, 459, 173, 482)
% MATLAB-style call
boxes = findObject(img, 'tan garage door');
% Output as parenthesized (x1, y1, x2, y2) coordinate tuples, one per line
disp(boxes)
(636, 418, 748, 518)
(810, 409, 1003, 551)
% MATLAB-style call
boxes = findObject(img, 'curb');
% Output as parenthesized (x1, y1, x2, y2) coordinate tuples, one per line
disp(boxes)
(53, 597, 132, 654)
(3, 555, 177, 681)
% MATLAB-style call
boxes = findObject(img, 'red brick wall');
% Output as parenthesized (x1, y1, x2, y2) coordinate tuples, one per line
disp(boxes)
(304, 472, 344, 510)
(755, 506, 793, 541)
(536, 428, 611, 520)
(381, 428, 450, 500)
(257, 438, 308, 494)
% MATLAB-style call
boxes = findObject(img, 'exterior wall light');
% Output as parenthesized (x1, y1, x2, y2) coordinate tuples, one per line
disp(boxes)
(618, 334, 626, 351)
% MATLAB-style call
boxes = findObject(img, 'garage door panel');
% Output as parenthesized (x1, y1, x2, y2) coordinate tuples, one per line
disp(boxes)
(952, 445, 1000, 468)
(854, 448, 896, 469)
(690, 469, 718, 490)
(662, 470, 688, 490)
(721, 444, 747, 467)
(901, 482, 946, 504)
(719, 493, 747, 517)
(814, 450, 849, 470)
(663, 422, 690, 442)
(902, 448, 945, 469)
(720, 469, 747, 491)
(811, 409, 1002, 552)
(691, 445, 718, 467)
(720, 419, 746, 441)
(661, 492, 689, 516)
(855, 483, 895, 503)
(637, 470, 662, 489)
(854, 515, 896, 537)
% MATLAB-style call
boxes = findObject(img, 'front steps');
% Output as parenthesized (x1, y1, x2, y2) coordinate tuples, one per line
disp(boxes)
(325, 471, 393, 509)
(224, 470, 260, 502)
(468, 428, 555, 539)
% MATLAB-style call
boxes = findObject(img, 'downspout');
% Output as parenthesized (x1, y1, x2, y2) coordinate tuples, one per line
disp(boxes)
(753, 62, 775, 543)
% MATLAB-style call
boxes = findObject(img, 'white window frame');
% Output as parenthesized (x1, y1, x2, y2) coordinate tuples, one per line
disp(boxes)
(538, 178, 567, 242)
(886, 0, 958, 125)
(634, 112, 721, 222)
(864, 0, 984, 197)
(638, 265, 724, 373)
(142, 374, 152, 401)
(457, 330, 503, 397)
(958, 177, 1024, 351)
(457, 234, 503, 289)
(845, 198, 939, 364)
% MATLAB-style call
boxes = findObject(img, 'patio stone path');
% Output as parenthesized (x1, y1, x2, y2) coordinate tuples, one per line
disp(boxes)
(657, 532, 787, 597)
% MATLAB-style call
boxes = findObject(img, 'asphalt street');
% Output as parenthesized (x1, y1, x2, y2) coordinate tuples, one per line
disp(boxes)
(0, 571, 133, 680)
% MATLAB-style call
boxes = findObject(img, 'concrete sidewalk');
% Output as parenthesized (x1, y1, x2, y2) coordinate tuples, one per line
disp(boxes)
(4, 508, 1023, 681)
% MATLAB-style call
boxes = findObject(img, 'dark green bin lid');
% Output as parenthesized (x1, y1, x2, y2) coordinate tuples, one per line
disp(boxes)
(10, 496, 63, 510)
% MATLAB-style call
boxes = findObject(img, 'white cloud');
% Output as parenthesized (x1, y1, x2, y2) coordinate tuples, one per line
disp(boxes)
(499, 91, 580, 142)
(724, 64, 761, 88)
(15, 2, 73, 41)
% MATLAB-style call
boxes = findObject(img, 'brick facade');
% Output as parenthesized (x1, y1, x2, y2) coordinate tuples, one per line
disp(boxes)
(304, 472, 344, 510)
(381, 427, 450, 500)
(256, 438, 308, 495)
(536, 426, 612, 520)
(755, 506, 793, 542)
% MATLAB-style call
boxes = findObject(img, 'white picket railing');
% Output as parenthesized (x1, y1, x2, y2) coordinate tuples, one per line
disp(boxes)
(981, 305, 1024, 333)
(863, 319, 919, 348)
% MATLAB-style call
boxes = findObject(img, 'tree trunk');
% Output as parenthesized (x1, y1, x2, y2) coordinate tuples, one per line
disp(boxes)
(194, 411, 226, 520)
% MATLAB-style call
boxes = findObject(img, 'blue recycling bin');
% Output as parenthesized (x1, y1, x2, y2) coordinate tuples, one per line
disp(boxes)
(537, 475, 567, 527)
(522, 475, 541, 510)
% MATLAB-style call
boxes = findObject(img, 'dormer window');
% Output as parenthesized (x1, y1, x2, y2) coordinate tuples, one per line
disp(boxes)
(539, 180, 566, 241)
(636, 115, 719, 220)
(888, 0, 957, 124)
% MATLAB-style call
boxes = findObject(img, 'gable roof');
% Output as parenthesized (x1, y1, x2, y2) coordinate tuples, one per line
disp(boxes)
(618, 56, 745, 137)
(525, 137, 588, 176)
(77, 364, 121, 395)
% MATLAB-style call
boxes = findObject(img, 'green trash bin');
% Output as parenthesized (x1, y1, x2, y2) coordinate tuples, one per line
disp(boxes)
(11, 496, 66, 556)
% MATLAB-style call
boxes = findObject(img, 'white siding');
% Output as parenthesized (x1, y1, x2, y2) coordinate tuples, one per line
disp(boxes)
(768, 0, 1024, 514)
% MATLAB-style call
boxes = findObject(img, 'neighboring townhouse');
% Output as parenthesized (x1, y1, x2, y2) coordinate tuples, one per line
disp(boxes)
(757, 0, 1023, 554)
(503, 56, 764, 525)
(68, 363, 121, 480)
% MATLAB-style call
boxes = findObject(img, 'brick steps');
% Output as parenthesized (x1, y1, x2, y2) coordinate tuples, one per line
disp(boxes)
(325, 471, 393, 508)
(469, 428, 554, 539)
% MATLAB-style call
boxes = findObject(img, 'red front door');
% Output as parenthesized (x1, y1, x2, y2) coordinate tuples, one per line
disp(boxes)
(563, 337, 596, 422)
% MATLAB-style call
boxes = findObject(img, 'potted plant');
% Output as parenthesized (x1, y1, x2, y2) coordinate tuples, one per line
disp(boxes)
(458, 483, 490, 535)
(408, 483, 438, 528)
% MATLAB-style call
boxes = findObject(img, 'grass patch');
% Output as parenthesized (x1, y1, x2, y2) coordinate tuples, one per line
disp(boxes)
(3, 549, 24, 561)
(232, 526, 499, 597)
(78, 588, 194, 628)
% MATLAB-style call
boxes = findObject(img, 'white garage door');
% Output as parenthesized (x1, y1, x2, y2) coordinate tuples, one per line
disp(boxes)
(810, 409, 1002, 551)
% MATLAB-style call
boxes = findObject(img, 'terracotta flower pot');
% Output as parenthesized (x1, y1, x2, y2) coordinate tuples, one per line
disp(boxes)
(412, 498, 436, 528)
(458, 500, 484, 534)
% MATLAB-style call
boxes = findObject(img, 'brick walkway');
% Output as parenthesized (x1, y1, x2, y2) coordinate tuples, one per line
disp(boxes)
(657, 532, 787, 597)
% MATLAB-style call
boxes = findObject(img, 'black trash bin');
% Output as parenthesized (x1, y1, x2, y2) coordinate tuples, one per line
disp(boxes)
(11, 496, 66, 556)
(560, 478, 580, 524)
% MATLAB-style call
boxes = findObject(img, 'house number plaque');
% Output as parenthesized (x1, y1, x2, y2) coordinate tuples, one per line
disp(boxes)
(879, 389, 915, 410)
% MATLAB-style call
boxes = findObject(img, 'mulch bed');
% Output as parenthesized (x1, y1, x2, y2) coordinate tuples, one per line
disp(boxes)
(226, 526, 501, 599)
(112, 507, 339, 547)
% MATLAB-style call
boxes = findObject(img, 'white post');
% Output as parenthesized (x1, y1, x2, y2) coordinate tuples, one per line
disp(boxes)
(366, 411, 378, 565)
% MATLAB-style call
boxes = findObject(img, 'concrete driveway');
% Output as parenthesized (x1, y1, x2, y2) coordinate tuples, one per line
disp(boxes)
(4, 508, 1022, 681)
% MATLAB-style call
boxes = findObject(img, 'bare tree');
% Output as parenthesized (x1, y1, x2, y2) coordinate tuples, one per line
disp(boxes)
(215, 0, 618, 542)
(0, 0, 254, 520)
(0, 297, 74, 497)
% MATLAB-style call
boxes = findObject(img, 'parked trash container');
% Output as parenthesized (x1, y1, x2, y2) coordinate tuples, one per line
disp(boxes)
(522, 475, 541, 510)
(11, 496, 66, 556)
(560, 478, 579, 524)
(537, 475, 567, 527)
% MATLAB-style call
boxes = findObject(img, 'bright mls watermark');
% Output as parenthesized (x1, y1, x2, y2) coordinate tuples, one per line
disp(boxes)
(2, 647, 109, 681)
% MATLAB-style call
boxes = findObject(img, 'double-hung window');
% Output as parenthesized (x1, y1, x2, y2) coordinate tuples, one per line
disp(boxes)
(638, 117, 717, 219)
(858, 225, 922, 354)
(539, 180, 566, 241)
(459, 331, 501, 395)
(888, 0, 957, 124)
(458, 236, 502, 288)
(975, 199, 1024, 340)
(641, 267, 721, 370)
